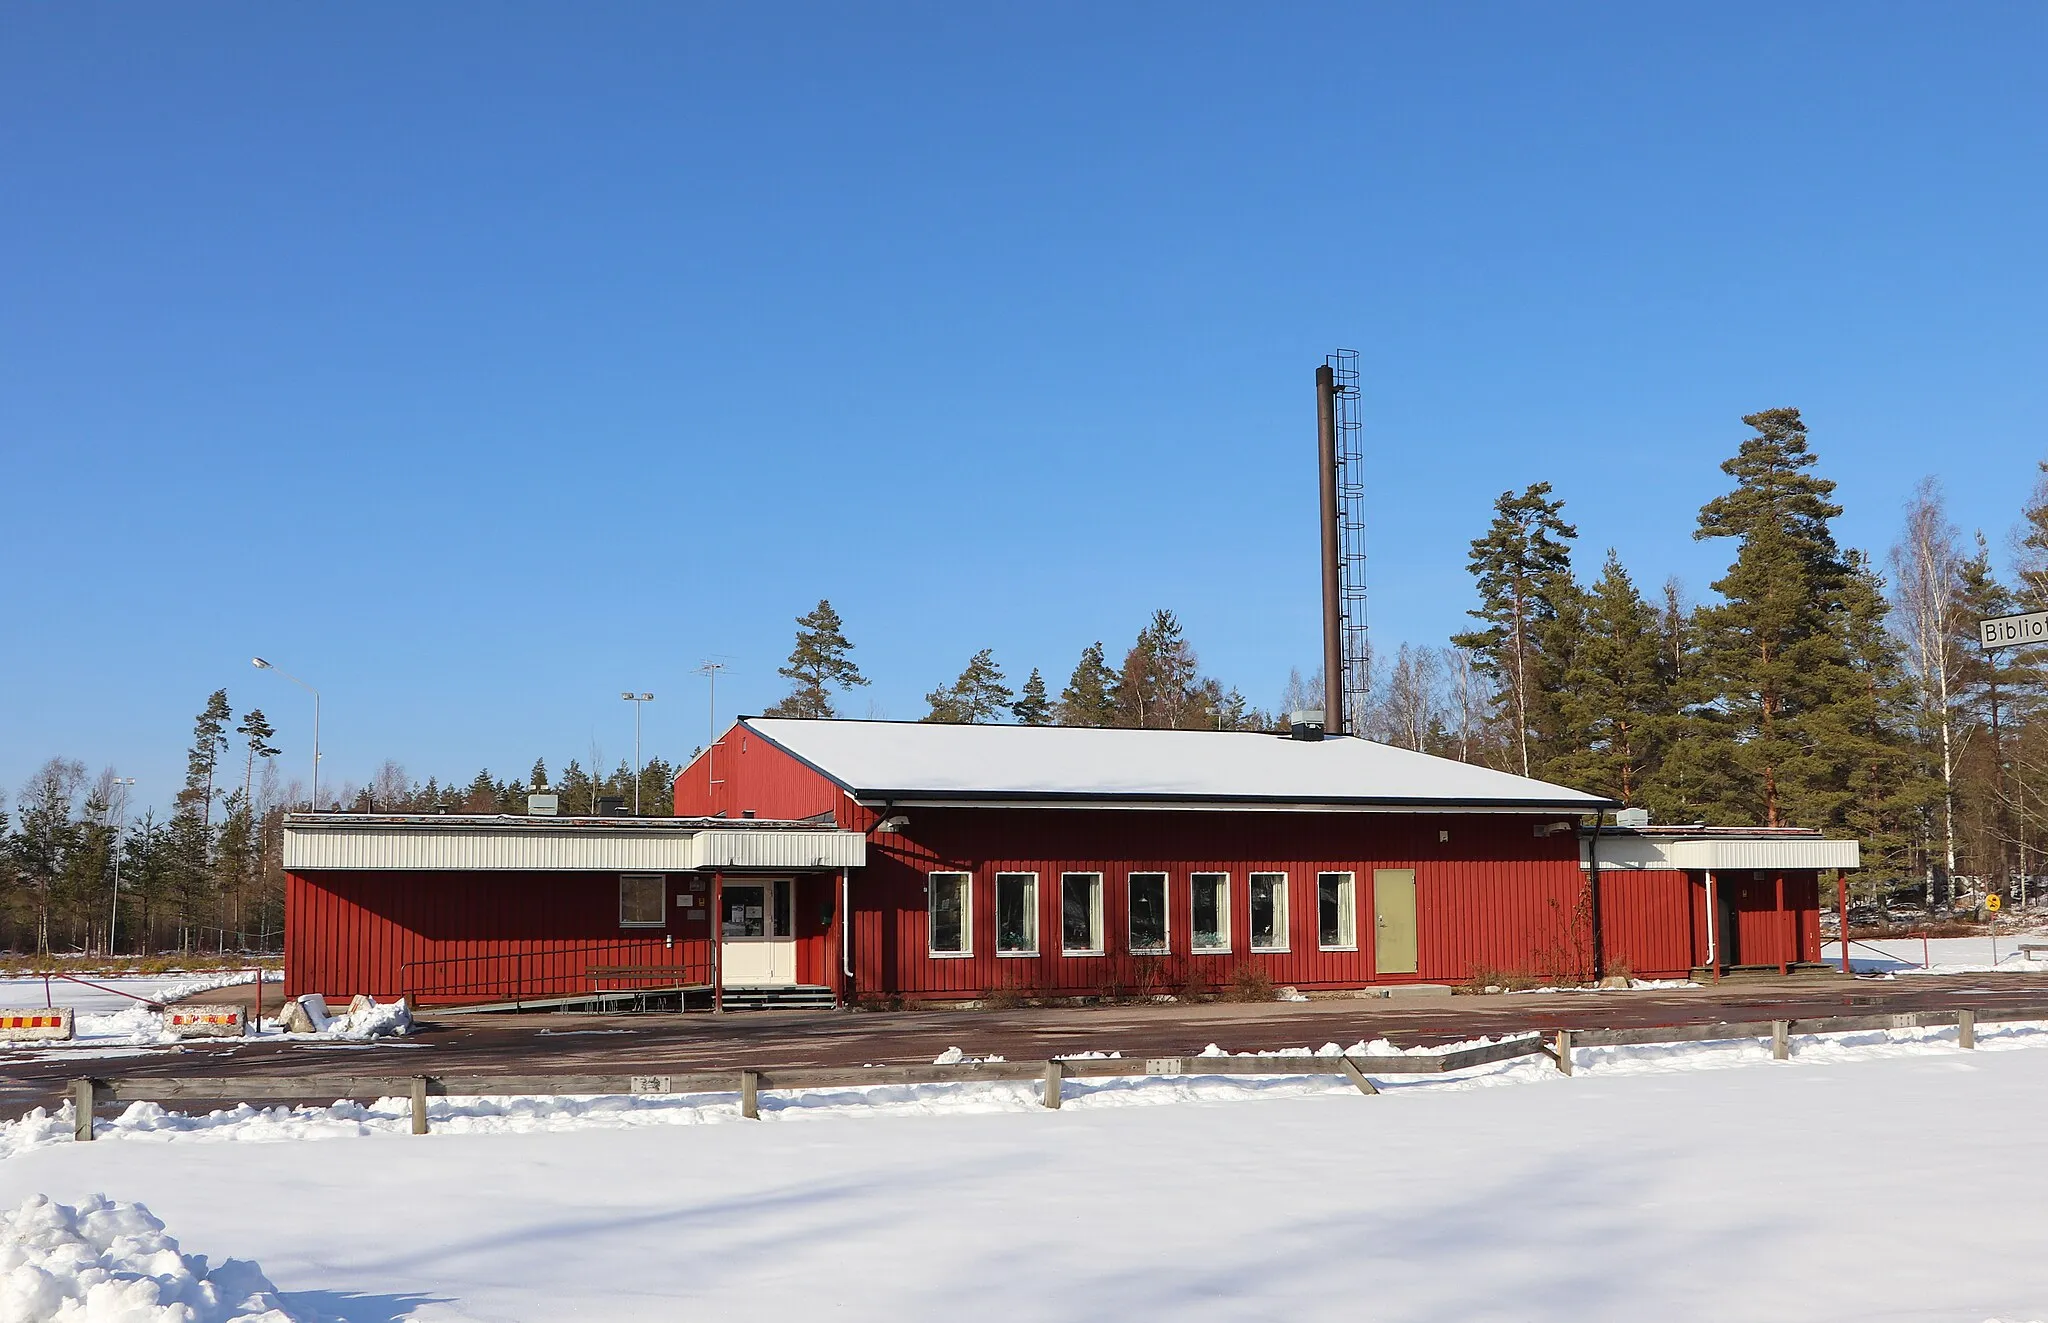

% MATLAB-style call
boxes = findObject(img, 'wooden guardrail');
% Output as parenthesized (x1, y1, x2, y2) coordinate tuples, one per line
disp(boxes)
(65, 1003, 2045, 1141)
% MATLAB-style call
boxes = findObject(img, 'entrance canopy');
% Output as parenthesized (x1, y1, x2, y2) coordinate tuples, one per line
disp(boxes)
(282, 813, 866, 873)
(1582, 824, 1859, 873)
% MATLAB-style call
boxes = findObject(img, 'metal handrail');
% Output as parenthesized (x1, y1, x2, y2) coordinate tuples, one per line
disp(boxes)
(397, 942, 711, 1003)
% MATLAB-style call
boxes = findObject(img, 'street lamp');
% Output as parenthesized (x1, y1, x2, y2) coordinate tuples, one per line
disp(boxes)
(108, 777, 135, 956)
(621, 692, 654, 815)
(252, 658, 321, 811)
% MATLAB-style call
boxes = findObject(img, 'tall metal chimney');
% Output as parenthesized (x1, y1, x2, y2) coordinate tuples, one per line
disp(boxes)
(1317, 362, 1343, 734)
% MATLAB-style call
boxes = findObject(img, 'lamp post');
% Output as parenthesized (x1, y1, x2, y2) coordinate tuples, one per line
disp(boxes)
(621, 692, 654, 815)
(107, 777, 135, 956)
(252, 658, 320, 811)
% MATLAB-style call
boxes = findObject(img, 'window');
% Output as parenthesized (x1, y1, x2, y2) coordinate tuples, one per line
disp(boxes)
(620, 873, 666, 928)
(1191, 873, 1230, 952)
(1250, 873, 1288, 952)
(1318, 872, 1357, 950)
(1128, 873, 1168, 954)
(929, 872, 971, 956)
(1061, 873, 1104, 954)
(722, 882, 768, 937)
(996, 873, 1038, 955)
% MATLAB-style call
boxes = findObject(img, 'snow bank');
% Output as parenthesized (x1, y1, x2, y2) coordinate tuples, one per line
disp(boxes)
(0, 1194, 294, 1322)
(7, 1019, 2044, 1165)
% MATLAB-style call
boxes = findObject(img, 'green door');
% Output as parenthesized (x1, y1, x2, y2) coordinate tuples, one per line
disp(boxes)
(1373, 869, 1418, 975)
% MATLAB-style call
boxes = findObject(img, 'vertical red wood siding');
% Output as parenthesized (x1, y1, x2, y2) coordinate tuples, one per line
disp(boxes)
(851, 806, 1603, 999)
(286, 869, 721, 1004)
(1595, 870, 1698, 978)
(674, 726, 845, 821)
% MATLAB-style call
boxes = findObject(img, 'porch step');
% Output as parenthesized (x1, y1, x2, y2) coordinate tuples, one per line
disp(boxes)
(1688, 964, 1853, 985)
(721, 984, 837, 1011)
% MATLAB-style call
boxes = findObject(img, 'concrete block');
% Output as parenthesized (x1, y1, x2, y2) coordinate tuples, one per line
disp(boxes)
(0, 1008, 73, 1042)
(165, 1003, 246, 1038)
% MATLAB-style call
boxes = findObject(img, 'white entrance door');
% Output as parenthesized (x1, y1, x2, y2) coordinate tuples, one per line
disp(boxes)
(720, 880, 797, 986)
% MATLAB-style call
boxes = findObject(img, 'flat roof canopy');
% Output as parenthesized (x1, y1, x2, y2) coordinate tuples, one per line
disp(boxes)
(1583, 828, 1859, 872)
(282, 814, 866, 873)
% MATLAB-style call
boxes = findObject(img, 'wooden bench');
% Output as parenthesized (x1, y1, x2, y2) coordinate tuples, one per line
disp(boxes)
(2017, 943, 2048, 961)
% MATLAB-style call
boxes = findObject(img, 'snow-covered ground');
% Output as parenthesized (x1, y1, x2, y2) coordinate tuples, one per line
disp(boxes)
(0, 978, 404, 1065)
(0, 971, 274, 1014)
(6, 1023, 2048, 1321)
(1826, 934, 2048, 974)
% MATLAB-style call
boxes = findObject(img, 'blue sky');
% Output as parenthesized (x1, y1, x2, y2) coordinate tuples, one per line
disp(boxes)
(3, 4, 2044, 811)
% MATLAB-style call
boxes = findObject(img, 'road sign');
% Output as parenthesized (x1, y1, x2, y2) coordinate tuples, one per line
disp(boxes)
(1980, 611, 2048, 649)
(1987, 894, 2002, 913)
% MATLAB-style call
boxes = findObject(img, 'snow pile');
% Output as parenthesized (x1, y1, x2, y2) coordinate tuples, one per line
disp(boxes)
(930, 1046, 1005, 1065)
(277, 995, 411, 1041)
(0, 1193, 295, 1322)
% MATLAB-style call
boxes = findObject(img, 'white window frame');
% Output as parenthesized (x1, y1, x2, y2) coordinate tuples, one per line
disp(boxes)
(1190, 872, 1231, 953)
(1317, 871, 1357, 951)
(620, 873, 667, 928)
(928, 871, 972, 958)
(1249, 872, 1290, 953)
(1127, 872, 1170, 956)
(1060, 872, 1105, 956)
(995, 872, 1039, 957)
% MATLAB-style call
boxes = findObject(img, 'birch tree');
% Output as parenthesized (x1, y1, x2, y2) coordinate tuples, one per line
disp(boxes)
(1889, 478, 1967, 900)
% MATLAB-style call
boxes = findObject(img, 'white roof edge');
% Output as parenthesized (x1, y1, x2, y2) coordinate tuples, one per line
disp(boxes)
(741, 717, 1615, 810)
(853, 797, 1600, 814)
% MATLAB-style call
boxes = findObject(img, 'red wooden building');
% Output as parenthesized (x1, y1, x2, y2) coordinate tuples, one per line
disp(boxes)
(283, 717, 1858, 1008)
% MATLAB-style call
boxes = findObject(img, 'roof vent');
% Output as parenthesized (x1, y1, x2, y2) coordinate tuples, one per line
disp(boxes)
(526, 794, 559, 817)
(1614, 807, 1650, 829)
(1287, 709, 1326, 742)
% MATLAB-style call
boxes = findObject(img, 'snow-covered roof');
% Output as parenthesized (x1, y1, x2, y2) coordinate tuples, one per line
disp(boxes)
(740, 718, 1616, 812)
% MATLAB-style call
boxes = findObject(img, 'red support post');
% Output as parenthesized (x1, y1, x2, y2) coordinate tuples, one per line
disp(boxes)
(1776, 870, 1789, 975)
(1837, 870, 1850, 975)
(711, 870, 724, 1014)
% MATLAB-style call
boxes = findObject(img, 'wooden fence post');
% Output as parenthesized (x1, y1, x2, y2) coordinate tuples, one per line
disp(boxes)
(71, 1079, 97, 1142)
(1771, 1021, 1790, 1061)
(1041, 1060, 1063, 1110)
(1337, 1057, 1380, 1096)
(1958, 1009, 1975, 1050)
(1553, 1029, 1573, 1076)
(410, 1076, 431, 1135)
(740, 1069, 760, 1119)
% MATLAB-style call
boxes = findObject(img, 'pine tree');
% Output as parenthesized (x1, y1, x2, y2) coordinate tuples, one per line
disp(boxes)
(14, 758, 85, 953)
(1954, 537, 2034, 896)
(1011, 668, 1052, 725)
(764, 599, 869, 719)
(528, 758, 550, 790)
(1056, 642, 1120, 726)
(176, 690, 233, 833)
(1819, 552, 1927, 906)
(1691, 408, 1854, 827)
(1452, 483, 1580, 777)
(1112, 610, 1202, 729)
(923, 649, 1013, 723)
(166, 690, 232, 953)
(462, 769, 497, 813)
(1549, 552, 1674, 805)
